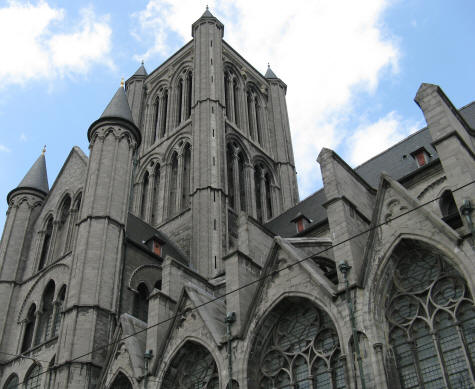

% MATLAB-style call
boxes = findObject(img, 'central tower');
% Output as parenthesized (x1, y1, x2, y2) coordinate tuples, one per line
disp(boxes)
(128, 9, 298, 279)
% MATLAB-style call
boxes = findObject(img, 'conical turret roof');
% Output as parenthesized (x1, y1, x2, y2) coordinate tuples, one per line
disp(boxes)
(201, 6, 214, 18)
(265, 64, 278, 79)
(8, 153, 49, 202)
(100, 86, 134, 123)
(132, 62, 148, 77)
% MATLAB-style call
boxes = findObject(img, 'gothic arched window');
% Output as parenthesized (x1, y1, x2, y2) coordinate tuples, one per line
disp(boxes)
(264, 173, 272, 219)
(233, 77, 240, 126)
(35, 281, 55, 345)
(54, 195, 71, 259)
(152, 164, 161, 224)
(238, 152, 246, 212)
(110, 372, 133, 389)
(177, 78, 184, 124)
(386, 240, 475, 389)
(254, 166, 262, 222)
(169, 152, 179, 216)
(440, 190, 463, 229)
(140, 171, 149, 220)
(248, 297, 346, 389)
(153, 96, 160, 142)
(21, 304, 36, 352)
(182, 144, 191, 210)
(162, 342, 219, 389)
(227, 145, 235, 210)
(24, 364, 42, 389)
(133, 283, 149, 323)
(161, 89, 169, 137)
(186, 71, 193, 120)
(52, 285, 66, 337)
(3, 374, 18, 389)
(38, 217, 53, 270)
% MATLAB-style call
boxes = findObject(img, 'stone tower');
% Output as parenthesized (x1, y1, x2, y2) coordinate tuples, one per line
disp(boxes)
(0, 153, 48, 351)
(129, 9, 299, 279)
(54, 86, 141, 388)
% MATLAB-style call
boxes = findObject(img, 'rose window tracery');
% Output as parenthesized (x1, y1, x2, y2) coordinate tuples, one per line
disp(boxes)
(386, 241, 475, 389)
(249, 298, 346, 389)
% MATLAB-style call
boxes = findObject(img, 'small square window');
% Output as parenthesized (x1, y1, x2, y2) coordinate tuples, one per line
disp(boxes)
(411, 148, 430, 167)
(152, 240, 161, 256)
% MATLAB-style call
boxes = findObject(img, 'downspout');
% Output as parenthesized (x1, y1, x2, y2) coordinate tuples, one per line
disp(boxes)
(225, 312, 236, 389)
(339, 261, 367, 389)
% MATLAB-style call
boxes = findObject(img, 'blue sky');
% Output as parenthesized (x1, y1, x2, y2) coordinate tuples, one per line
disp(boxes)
(0, 0, 474, 231)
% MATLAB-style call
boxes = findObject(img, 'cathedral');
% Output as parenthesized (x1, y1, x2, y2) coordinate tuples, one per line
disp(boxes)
(1, 8, 474, 389)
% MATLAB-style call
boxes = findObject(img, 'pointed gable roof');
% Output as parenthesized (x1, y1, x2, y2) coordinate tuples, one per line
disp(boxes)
(201, 6, 214, 18)
(8, 153, 49, 202)
(100, 86, 134, 123)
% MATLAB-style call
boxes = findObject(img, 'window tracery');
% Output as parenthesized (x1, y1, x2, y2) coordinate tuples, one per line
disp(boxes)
(162, 342, 219, 389)
(249, 298, 346, 389)
(386, 241, 475, 389)
(35, 281, 55, 345)
(24, 364, 42, 389)
(3, 374, 18, 389)
(21, 304, 36, 352)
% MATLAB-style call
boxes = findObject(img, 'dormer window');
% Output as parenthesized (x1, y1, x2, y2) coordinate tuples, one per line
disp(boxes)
(145, 236, 164, 257)
(411, 147, 430, 167)
(290, 212, 312, 234)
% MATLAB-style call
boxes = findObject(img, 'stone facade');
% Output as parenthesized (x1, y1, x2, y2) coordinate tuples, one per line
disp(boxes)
(0, 9, 474, 389)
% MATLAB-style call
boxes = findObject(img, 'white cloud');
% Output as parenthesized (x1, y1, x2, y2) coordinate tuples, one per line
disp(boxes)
(347, 111, 422, 166)
(132, 0, 400, 196)
(0, 144, 11, 152)
(0, 1, 112, 86)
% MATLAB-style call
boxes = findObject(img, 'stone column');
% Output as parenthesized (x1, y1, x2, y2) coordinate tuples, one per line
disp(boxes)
(246, 164, 256, 218)
(260, 169, 267, 221)
(181, 77, 187, 123)
(146, 171, 155, 223)
(373, 343, 389, 388)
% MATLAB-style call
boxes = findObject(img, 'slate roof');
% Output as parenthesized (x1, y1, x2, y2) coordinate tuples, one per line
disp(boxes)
(265, 101, 475, 237)
(9, 154, 49, 201)
(132, 63, 148, 77)
(201, 6, 214, 18)
(126, 213, 188, 264)
(100, 86, 134, 123)
(265, 65, 278, 79)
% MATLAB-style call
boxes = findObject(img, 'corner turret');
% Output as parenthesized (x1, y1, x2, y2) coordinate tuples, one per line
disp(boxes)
(126, 62, 148, 126)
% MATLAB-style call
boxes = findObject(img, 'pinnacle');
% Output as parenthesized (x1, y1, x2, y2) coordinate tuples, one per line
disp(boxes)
(8, 153, 49, 202)
(265, 64, 278, 79)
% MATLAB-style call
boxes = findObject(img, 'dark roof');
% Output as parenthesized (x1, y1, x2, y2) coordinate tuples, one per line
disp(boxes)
(265, 65, 278, 79)
(201, 6, 214, 18)
(265, 101, 475, 237)
(266, 189, 327, 237)
(126, 213, 188, 264)
(100, 86, 134, 123)
(14, 153, 49, 195)
(132, 63, 148, 77)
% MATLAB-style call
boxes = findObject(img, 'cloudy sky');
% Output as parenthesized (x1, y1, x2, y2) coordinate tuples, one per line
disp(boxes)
(0, 0, 474, 230)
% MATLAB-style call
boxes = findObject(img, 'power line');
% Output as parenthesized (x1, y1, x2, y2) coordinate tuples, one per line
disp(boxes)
(12, 179, 475, 386)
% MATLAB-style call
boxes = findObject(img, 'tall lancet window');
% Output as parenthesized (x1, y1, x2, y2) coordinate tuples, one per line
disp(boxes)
(35, 281, 55, 345)
(233, 78, 240, 126)
(24, 364, 42, 389)
(152, 164, 161, 224)
(265, 173, 273, 219)
(227, 145, 235, 209)
(238, 153, 246, 212)
(133, 283, 149, 323)
(186, 71, 192, 119)
(38, 217, 53, 270)
(177, 79, 184, 124)
(21, 304, 36, 352)
(386, 240, 475, 389)
(54, 195, 71, 259)
(140, 171, 149, 220)
(182, 144, 191, 209)
(153, 96, 160, 143)
(255, 97, 262, 145)
(52, 285, 66, 337)
(161, 89, 168, 138)
(254, 167, 262, 222)
(169, 152, 179, 216)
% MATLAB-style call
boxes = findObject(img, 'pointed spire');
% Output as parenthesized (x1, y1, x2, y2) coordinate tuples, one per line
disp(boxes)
(100, 84, 134, 123)
(265, 63, 278, 79)
(202, 5, 213, 18)
(8, 152, 49, 202)
(132, 61, 148, 77)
